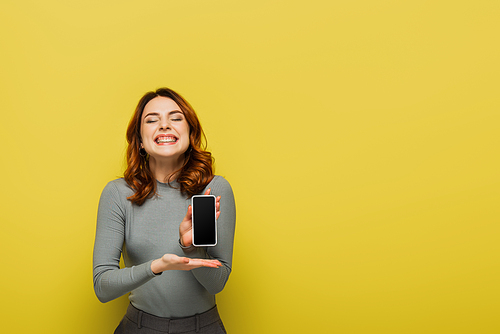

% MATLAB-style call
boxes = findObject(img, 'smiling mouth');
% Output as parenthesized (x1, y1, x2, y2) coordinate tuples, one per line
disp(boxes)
(155, 136, 178, 144)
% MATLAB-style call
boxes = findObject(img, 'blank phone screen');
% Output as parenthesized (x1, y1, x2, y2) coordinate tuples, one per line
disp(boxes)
(192, 196, 216, 245)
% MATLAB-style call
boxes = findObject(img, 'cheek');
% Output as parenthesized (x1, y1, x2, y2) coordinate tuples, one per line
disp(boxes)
(180, 123, 190, 138)
(139, 129, 146, 145)
(140, 124, 153, 140)
(186, 128, 192, 145)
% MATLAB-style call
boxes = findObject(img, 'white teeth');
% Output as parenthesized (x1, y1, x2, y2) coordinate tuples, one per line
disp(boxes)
(156, 137, 176, 143)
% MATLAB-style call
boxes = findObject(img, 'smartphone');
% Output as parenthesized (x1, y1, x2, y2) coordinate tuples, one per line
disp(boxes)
(191, 195, 217, 246)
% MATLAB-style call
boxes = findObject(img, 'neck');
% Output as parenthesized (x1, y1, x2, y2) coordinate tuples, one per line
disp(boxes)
(148, 156, 185, 183)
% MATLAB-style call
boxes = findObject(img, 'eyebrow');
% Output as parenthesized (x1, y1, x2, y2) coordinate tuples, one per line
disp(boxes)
(143, 110, 183, 118)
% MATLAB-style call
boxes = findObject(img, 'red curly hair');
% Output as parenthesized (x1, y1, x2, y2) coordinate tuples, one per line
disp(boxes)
(124, 88, 214, 205)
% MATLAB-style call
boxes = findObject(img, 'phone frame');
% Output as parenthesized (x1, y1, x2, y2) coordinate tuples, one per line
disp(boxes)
(191, 195, 217, 247)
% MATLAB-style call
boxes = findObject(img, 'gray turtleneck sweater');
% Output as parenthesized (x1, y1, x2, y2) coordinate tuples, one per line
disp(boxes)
(93, 176, 236, 318)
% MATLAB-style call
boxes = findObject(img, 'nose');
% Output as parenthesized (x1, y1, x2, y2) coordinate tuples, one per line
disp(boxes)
(159, 117, 171, 130)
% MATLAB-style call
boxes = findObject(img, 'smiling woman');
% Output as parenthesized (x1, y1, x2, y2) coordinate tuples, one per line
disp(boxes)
(125, 88, 215, 205)
(93, 88, 236, 334)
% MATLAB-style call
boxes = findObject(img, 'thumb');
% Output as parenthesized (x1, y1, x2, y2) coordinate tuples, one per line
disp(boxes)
(184, 205, 192, 220)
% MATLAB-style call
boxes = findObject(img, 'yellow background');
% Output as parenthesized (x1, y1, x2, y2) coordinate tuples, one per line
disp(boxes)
(1, 1, 499, 333)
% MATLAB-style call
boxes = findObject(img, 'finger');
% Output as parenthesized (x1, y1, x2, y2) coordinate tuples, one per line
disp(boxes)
(179, 257, 190, 264)
(216, 201, 220, 212)
(183, 205, 192, 221)
(193, 259, 222, 267)
(188, 260, 217, 268)
(204, 188, 211, 195)
(202, 260, 222, 268)
(216, 211, 221, 220)
(202, 262, 219, 268)
(168, 254, 190, 264)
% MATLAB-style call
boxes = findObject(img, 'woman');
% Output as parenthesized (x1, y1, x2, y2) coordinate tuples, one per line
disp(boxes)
(93, 87, 236, 333)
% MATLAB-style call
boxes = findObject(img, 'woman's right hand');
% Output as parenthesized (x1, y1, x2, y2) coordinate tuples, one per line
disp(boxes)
(151, 254, 221, 274)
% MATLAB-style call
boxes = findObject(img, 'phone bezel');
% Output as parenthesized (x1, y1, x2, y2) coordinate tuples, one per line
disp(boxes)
(191, 195, 217, 247)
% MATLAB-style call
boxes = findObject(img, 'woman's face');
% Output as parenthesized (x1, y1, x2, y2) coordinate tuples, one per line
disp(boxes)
(140, 96, 190, 164)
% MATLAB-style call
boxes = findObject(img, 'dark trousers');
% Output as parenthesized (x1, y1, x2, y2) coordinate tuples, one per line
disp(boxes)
(114, 303, 227, 334)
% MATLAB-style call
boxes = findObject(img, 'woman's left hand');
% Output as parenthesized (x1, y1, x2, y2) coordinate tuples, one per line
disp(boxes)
(151, 254, 222, 274)
(179, 188, 221, 247)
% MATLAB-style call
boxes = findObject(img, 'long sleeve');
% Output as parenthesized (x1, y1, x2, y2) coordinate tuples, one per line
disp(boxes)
(92, 182, 156, 303)
(92, 176, 235, 317)
(181, 176, 236, 294)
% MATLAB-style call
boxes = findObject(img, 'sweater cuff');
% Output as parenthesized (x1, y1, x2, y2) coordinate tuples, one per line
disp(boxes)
(146, 259, 162, 277)
(178, 240, 209, 259)
(178, 239, 197, 252)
